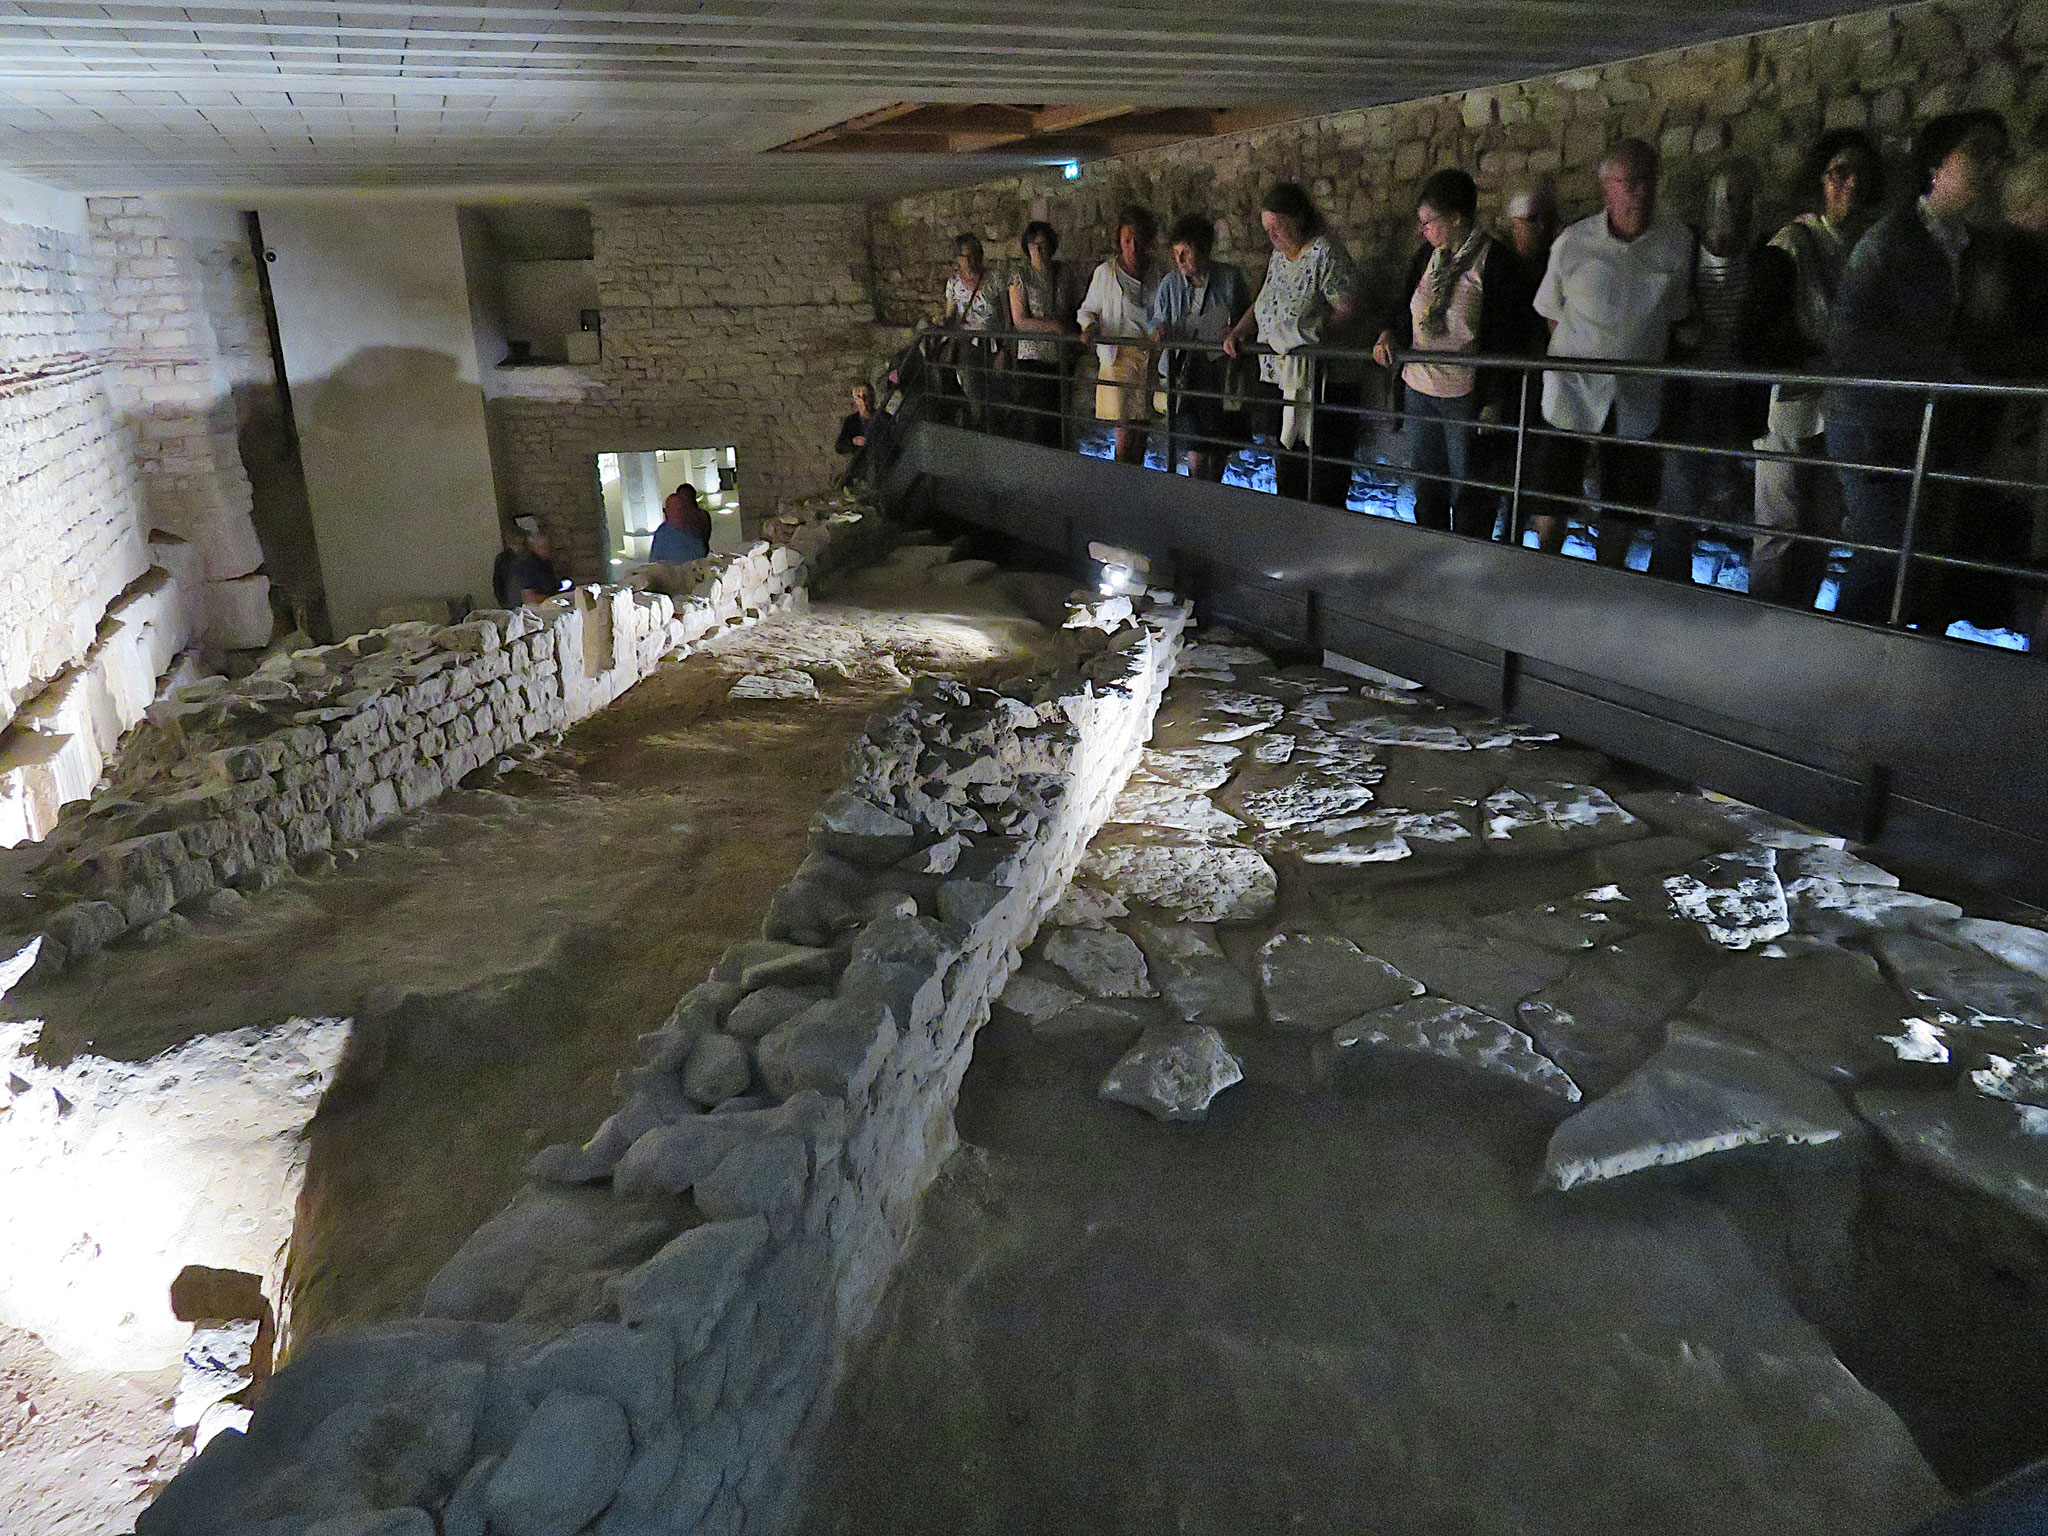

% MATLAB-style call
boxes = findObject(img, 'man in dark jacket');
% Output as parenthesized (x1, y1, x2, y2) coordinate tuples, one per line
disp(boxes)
(1826, 110, 2019, 625)
(835, 382, 891, 489)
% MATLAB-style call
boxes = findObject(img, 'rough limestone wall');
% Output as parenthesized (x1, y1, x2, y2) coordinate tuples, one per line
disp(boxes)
(5, 511, 860, 979)
(139, 590, 1188, 1536)
(490, 203, 890, 582)
(870, 0, 2046, 323)
(88, 196, 274, 649)
(0, 212, 158, 727)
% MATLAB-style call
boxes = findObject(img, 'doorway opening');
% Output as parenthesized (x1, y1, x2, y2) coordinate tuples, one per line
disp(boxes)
(598, 446, 742, 570)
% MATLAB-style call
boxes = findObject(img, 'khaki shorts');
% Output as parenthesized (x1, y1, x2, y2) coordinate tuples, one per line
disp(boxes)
(1094, 346, 1153, 425)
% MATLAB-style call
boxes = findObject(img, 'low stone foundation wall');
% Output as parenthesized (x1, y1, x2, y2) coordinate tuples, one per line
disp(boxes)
(139, 590, 1187, 1536)
(0, 543, 197, 847)
(3, 513, 863, 979)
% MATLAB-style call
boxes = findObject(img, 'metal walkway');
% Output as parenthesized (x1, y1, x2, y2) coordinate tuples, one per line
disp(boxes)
(883, 418, 2048, 905)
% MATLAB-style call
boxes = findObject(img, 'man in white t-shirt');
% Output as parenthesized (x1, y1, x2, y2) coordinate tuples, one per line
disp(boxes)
(1529, 138, 1696, 574)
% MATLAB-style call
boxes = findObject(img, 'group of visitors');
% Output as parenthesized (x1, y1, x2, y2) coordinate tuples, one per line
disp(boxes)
(899, 108, 2048, 639)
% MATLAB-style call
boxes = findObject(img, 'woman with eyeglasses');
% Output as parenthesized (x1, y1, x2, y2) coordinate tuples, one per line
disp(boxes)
(1745, 129, 1884, 608)
(1373, 168, 1535, 539)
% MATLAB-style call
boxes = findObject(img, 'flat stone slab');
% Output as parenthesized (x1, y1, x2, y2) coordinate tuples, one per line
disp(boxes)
(1042, 927, 1155, 999)
(1081, 836, 1277, 924)
(1133, 745, 1241, 792)
(1616, 790, 1846, 853)
(1956, 918, 2048, 983)
(1873, 931, 2048, 1027)
(1181, 644, 1272, 671)
(1259, 931, 1422, 1034)
(1339, 916, 1578, 1023)
(1045, 883, 1129, 929)
(1106, 781, 1245, 838)
(1969, 1047, 2048, 1110)
(1131, 919, 1257, 1028)
(1543, 1027, 1858, 1191)
(1664, 847, 1790, 951)
(1330, 998, 1581, 1102)
(1675, 946, 1927, 1085)
(1236, 771, 1380, 832)
(1099, 1025, 1245, 1122)
(726, 670, 819, 701)
(1034, 998, 1158, 1042)
(1332, 716, 1472, 751)
(1859, 1090, 2048, 1230)
(1517, 929, 1727, 1097)
(998, 971, 1086, 1022)
(1483, 782, 1642, 855)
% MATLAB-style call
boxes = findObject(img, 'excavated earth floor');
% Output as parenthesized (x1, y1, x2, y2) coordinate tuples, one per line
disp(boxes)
(0, 563, 1074, 1535)
(807, 637, 2048, 1536)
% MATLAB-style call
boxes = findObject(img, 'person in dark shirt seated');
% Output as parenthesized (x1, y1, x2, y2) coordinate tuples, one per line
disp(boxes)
(650, 482, 713, 563)
(835, 382, 890, 487)
(493, 516, 569, 606)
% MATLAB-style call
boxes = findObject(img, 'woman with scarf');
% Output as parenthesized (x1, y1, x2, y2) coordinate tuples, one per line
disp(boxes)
(1374, 168, 1536, 538)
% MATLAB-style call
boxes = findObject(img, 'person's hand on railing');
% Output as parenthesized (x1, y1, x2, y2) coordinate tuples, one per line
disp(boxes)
(1372, 330, 1397, 369)
(1080, 321, 1102, 345)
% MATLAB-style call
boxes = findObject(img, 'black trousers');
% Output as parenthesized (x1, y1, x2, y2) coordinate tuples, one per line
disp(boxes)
(1008, 359, 1064, 447)
(1269, 377, 1363, 509)
(1529, 421, 1691, 578)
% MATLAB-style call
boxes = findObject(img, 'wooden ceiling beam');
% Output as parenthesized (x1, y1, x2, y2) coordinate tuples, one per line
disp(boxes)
(1028, 103, 1135, 135)
(771, 99, 926, 152)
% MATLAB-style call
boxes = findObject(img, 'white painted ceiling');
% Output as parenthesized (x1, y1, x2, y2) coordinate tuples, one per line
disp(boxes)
(0, 1, 1872, 200)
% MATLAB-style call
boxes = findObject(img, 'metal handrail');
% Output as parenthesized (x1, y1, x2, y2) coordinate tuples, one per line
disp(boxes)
(898, 324, 2048, 647)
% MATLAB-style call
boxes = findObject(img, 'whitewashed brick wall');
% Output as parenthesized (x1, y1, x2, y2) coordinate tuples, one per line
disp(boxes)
(0, 213, 154, 728)
(88, 196, 272, 648)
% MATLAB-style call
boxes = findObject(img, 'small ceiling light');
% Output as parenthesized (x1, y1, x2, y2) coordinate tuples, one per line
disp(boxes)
(1061, 161, 1081, 180)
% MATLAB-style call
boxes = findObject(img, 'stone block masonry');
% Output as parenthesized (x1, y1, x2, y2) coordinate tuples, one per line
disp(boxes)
(870, 0, 2045, 324)
(138, 582, 1189, 1536)
(4, 508, 863, 979)
(491, 202, 893, 583)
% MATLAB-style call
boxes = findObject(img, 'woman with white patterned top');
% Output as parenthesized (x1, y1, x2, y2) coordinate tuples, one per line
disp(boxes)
(1224, 182, 1363, 507)
(941, 232, 999, 428)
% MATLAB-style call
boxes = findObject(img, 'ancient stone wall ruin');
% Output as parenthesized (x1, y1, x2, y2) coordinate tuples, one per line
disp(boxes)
(138, 588, 1188, 1536)
(489, 203, 891, 583)
(5, 512, 861, 978)
(870, 0, 2046, 324)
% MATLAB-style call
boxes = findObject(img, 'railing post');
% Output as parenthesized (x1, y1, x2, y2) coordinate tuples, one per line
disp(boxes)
(1888, 389, 1938, 629)
(1507, 370, 1531, 549)
(1303, 361, 1319, 503)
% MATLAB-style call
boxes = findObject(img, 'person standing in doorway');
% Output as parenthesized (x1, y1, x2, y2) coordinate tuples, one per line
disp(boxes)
(1745, 131, 1883, 608)
(1528, 138, 1696, 572)
(650, 482, 713, 563)
(1078, 206, 1160, 465)
(1374, 168, 1535, 538)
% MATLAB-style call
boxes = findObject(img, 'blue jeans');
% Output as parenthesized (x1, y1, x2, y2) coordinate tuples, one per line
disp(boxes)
(1405, 388, 1487, 536)
(1827, 412, 1917, 624)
